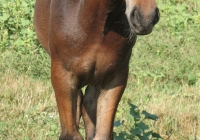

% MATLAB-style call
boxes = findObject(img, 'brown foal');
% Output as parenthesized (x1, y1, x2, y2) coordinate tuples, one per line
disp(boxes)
(34, 0, 159, 139)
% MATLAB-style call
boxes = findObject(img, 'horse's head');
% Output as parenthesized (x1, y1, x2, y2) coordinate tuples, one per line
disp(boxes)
(125, 0, 160, 35)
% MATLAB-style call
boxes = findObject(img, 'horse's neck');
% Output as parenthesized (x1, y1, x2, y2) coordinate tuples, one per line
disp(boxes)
(77, 0, 126, 34)
(81, 0, 124, 13)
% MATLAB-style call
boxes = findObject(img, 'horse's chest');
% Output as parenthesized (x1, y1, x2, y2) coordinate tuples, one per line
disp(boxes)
(68, 42, 132, 87)
(57, 31, 135, 88)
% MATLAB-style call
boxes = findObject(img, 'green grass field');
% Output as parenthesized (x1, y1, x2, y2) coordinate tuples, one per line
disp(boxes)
(0, 0, 200, 139)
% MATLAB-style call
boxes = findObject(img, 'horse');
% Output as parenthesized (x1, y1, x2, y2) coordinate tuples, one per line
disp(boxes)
(34, 0, 159, 139)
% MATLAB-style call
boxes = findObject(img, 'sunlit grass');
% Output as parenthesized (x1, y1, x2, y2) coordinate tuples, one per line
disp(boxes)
(0, 69, 59, 139)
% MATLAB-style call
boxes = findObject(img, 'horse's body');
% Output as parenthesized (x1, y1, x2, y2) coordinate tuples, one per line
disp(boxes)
(34, 0, 159, 139)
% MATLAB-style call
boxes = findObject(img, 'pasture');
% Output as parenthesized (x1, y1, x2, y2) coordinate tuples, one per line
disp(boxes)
(0, 0, 200, 139)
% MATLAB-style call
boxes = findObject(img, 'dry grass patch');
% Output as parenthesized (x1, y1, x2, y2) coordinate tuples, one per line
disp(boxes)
(142, 81, 200, 140)
(0, 69, 59, 139)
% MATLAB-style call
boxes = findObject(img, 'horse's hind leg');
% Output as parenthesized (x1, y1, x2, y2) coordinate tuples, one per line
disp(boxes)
(76, 90, 83, 127)
(82, 86, 98, 140)
(51, 60, 83, 140)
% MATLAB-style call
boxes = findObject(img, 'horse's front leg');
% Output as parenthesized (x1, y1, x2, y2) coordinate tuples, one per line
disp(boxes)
(82, 67, 128, 140)
(51, 60, 83, 140)
(94, 68, 128, 140)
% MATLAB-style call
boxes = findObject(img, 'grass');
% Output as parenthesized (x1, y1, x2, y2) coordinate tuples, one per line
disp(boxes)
(0, 0, 200, 139)
(0, 69, 59, 139)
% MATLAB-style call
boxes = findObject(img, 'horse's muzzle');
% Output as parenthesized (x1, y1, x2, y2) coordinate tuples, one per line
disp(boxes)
(129, 6, 160, 35)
